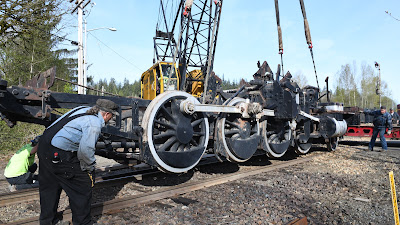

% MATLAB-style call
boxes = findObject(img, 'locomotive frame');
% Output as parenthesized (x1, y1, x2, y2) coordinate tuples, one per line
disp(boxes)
(0, 0, 350, 174)
(0, 61, 348, 174)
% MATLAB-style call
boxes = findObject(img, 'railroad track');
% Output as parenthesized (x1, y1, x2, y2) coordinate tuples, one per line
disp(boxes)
(0, 164, 129, 191)
(6, 155, 315, 224)
(0, 154, 223, 207)
(0, 137, 381, 202)
(1, 140, 367, 209)
(340, 139, 400, 147)
(0, 165, 156, 207)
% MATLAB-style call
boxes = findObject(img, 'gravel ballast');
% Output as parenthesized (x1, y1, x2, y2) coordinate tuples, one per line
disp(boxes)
(0, 141, 399, 224)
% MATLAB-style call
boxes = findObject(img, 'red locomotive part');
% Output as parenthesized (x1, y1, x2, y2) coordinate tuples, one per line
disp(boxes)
(346, 124, 400, 139)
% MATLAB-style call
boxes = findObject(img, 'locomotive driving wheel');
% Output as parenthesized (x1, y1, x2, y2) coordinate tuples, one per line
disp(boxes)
(216, 98, 260, 162)
(294, 138, 312, 154)
(326, 137, 338, 151)
(142, 91, 209, 173)
(261, 119, 292, 158)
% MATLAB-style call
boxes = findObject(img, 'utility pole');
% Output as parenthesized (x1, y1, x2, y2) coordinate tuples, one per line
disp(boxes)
(71, 0, 91, 94)
(78, 6, 83, 94)
(84, 19, 87, 95)
(375, 61, 381, 108)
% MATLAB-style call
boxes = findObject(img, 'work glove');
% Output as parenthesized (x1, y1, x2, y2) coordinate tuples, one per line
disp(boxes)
(30, 136, 41, 147)
(28, 163, 38, 173)
(387, 130, 392, 135)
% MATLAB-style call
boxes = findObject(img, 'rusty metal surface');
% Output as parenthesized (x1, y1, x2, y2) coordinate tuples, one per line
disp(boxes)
(286, 216, 308, 225)
(24, 67, 56, 89)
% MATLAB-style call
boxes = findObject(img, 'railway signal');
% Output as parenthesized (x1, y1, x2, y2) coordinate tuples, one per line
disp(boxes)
(375, 61, 381, 108)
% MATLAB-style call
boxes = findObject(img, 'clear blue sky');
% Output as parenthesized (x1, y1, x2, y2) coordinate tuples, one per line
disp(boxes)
(64, 0, 400, 103)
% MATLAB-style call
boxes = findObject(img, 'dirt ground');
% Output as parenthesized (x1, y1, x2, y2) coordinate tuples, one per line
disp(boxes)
(1, 139, 400, 224)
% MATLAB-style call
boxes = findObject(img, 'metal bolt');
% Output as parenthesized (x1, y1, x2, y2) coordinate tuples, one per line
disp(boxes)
(12, 89, 19, 95)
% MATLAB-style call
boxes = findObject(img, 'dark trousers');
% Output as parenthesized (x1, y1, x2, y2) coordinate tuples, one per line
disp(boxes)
(7, 163, 39, 190)
(6, 172, 39, 190)
(38, 151, 94, 225)
(369, 127, 387, 150)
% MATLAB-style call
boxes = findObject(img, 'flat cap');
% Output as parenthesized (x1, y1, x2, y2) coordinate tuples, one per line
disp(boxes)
(381, 105, 386, 110)
(96, 99, 119, 116)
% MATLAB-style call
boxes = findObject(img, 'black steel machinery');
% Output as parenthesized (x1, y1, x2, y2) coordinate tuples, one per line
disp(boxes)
(0, 0, 347, 174)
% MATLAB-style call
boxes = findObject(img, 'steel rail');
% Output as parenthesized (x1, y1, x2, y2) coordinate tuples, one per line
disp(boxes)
(8, 155, 315, 224)
(0, 164, 144, 207)
(0, 164, 128, 190)
(1, 140, 364, 207)
(0, 154, 221, 207)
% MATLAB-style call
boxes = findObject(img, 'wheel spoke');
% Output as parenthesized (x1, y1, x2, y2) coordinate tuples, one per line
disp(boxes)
(225, 120, 240, 129)
(269, 134, 279, 142)
(225, 129, 240, 136)
(177, 144, 185, 152)
(154, 119, 176, 130)
(193, 131, 205, 137)
(191, 118, 204, 127)
(153, 130, 175, 140)
(170, 141, 180, 152)
(160, 105, 175, 123)
(266, 131, 274, 135)
(190, 138, 198, 146)
(157, 136, 177, 152)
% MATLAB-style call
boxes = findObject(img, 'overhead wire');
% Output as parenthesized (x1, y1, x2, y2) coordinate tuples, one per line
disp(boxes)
(385, 11, 400, 21)
(54, 76, 123, 97)
(88, 32, 144, 72)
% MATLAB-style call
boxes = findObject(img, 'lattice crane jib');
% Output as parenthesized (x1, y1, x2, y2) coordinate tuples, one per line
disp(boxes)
(153, 0, 223, 95)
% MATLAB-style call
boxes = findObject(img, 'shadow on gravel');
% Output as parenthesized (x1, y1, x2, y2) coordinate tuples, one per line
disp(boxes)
(196, 160, 240, 174)
(239, 154, 272, 166)
(341, 140, 400, 148)
(307, 145, 330, 154)
(138, 170, 195, 187)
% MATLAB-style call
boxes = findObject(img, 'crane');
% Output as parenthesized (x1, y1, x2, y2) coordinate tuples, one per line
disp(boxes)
(142, 0, 223, 103)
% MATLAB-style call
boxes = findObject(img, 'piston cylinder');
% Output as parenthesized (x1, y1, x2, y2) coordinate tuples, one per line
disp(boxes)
(318, 116, 347, 138)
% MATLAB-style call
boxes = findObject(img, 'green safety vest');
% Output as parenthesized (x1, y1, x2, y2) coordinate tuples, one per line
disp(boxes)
(4, 144, 35, 178)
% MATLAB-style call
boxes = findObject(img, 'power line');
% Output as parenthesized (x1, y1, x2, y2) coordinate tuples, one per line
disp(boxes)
(385, 11, 400, 21)
(54, 76, 124, 97)
(88, 32, 144, 72)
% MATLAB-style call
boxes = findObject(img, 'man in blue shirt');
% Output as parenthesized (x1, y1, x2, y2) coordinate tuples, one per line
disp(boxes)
(37, 99, 119, 225)
(367, 106, 392, 152)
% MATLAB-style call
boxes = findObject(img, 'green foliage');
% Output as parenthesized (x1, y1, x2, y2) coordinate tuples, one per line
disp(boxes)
(0, 0, 76, 153)
(63, 83, 75, 94)
(87, 75, 240, 97)
(0, 121, 44, 154)
(0, 0, 75, 90)
(331, 62, 396, 108)
(86, 78, 141, 97)
(220, 75, 240, 90)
